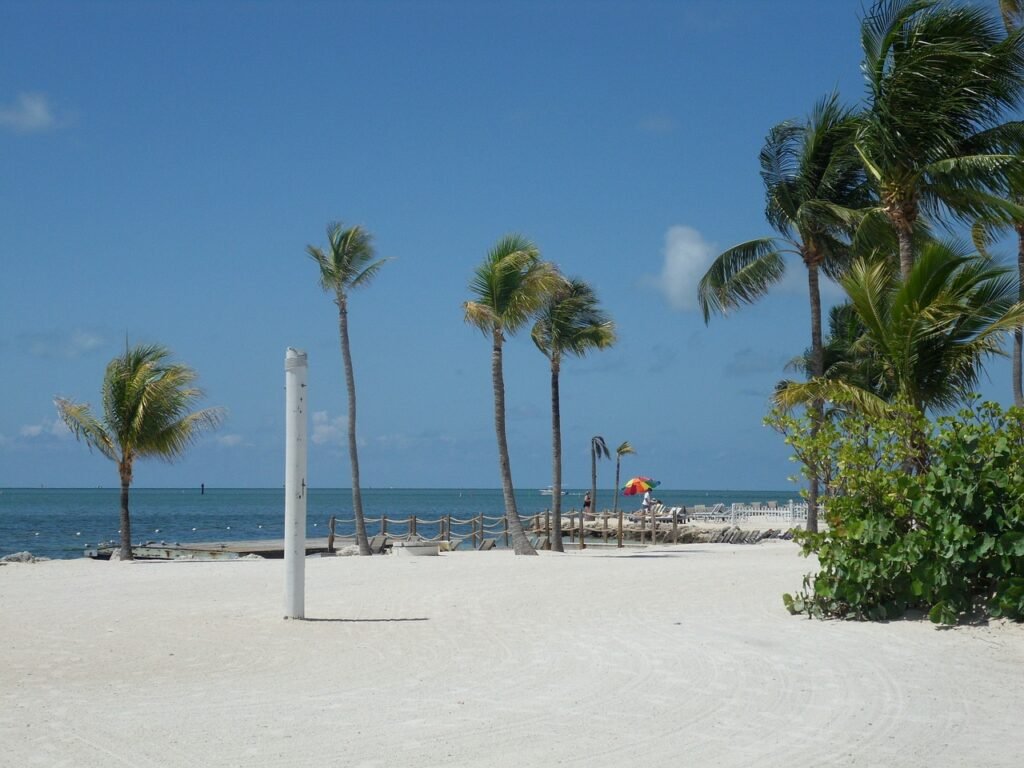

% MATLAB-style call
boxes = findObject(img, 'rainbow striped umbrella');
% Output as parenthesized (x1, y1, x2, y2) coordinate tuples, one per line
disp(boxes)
(622, 476, 660, 496)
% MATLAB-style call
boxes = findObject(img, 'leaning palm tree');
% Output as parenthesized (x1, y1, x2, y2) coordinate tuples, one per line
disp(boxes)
(307, 222, 389, 556)
(532, 278, 616, 552)
(698, 93, 867, 533)
(777, 241, 1024, 420)
(465, 235, 560, 556)
(55, 343, 223, 560)
(585, 435, 611, 549)
(856, 0, 1024, 280)
(611, 441, 635, 518)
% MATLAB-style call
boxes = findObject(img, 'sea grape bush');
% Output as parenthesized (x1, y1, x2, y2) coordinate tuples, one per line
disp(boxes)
(767, 398, 1024, 624)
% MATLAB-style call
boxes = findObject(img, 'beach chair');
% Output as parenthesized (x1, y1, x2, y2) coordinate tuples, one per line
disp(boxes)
(478, 538, 497, 551)
(368, 534, 388, 554)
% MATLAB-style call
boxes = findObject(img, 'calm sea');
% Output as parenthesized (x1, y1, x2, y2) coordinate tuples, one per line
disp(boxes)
(0, 487, 798, 559)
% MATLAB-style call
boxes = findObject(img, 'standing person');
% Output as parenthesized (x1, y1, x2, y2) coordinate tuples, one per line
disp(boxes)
(583, 492, 592, 518)
(642, 489, 652, 515)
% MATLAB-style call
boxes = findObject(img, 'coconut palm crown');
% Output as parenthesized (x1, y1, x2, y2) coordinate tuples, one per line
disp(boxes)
(777, 241, 1024, 417)
(55, 343, 223, 560)
(856, 0, 1024, 279)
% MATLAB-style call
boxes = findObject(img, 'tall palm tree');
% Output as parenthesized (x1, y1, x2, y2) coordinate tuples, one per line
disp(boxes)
(307, 222, 389, 556)
(698, 93, 866, 533)
(55, 343, 223, 560)
(970, 0, 1024, 407)
(585, 435, 611, 549)
(777, 241, 1024, 419)
(856, 0, 1024, 280)
(971, 195, 1024, 409)
(465, 235, 560, 556)
(612, 441, 635, 518)
(532, 278, 616, 553)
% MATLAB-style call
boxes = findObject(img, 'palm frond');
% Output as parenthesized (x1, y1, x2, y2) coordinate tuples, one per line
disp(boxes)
(54, 398, 117, 462)
(697, 238, 788, 323)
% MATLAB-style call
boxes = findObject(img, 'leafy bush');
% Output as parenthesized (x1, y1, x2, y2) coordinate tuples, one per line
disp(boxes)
(768, 398, 1024, 624)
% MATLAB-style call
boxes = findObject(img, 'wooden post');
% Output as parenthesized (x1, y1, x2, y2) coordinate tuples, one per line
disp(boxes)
(672, 508, 678, 544)
(503, 516, 509, 548)
(639, 514, 646, 545)
(380, 514, 387, 537)
(445, 514, 452, 543)
(545, 511, 551, 549)
(617, 510, 624, 548)
(409, 514, 417, 539)
(578, 512, 585, 550)
(602, 514, 609, 543)
(327, 515, 336, 554)
(477, 513, 484, 548)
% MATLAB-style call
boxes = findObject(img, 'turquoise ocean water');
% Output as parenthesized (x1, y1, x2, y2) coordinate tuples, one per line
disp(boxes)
(0, 487, 798, 559)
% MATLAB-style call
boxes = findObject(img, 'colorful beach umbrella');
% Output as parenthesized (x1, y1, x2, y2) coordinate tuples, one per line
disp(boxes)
(621, 476, 660, 496)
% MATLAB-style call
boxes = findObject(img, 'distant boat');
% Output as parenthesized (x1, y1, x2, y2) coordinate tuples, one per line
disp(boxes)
(539, 487, 568, 496)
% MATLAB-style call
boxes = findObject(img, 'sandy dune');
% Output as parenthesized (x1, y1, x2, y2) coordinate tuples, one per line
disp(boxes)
(2, 542, 1021, 767)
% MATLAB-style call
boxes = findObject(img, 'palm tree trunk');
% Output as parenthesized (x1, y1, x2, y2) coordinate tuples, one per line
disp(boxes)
(118, 461, 133, 561)
(896, 222, 914, 281)
(585, 445, 597, 550)
(806, 261, 824, 534)
(550, 357, 564, 552)
(338, 297, 371, 556)
(613, 457, 621, 517)
(1015, 227, 1024, 407)
(492, 329, 536, 555)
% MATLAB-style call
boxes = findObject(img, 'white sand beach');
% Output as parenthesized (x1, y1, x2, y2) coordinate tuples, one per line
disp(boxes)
(2, 541, 1022, 767)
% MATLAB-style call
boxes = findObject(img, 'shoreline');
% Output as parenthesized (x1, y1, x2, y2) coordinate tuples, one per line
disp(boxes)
(2, 542, 1021, 766)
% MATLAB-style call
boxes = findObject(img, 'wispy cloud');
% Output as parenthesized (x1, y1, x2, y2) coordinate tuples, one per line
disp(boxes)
(216, 434, 244, 447)
(637, 115, 677, 135)
(724, 347, 789, 377)
(19, 418, 71, 439)
(309, 411, 346, 448)
(22, 329, 106, 359)
(0, 93, 56, 134)
(647, 225, 717, 312)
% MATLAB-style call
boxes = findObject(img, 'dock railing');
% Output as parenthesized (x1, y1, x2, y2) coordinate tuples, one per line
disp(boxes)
(323, 501, 812, 552)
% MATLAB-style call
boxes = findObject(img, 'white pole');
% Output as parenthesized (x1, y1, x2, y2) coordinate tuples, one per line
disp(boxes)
(284, 348, 308, 619)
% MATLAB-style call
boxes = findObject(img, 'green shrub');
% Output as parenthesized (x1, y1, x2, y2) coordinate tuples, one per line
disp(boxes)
(769, 398, 1024, 624)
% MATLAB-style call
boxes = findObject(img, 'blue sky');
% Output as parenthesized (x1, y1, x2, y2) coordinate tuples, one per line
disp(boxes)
(0, 0, 1016, 491)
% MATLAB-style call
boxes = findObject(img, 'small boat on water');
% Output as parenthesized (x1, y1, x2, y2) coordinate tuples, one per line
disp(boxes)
(539, 487, 568, 496)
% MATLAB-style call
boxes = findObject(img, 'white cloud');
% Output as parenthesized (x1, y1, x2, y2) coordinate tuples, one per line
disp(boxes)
(311, 411, 347, 445)
(650, 225, 717, 311)
(216, 434, 243, 447)
(23, 328, 106, 359)
(637, 115, 677, 135)
(0, 93, 55, 134)
(19, 419, 70, 439)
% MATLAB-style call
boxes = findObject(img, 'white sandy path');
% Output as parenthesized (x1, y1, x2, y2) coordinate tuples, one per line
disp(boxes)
(1, 542, 1022, 768)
